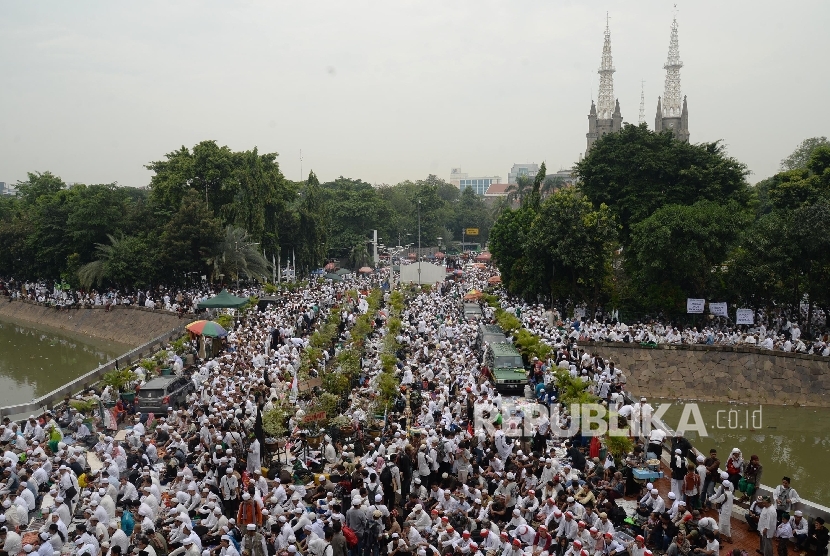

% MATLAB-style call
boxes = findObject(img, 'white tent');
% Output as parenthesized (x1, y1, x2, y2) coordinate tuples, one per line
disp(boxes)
(400, 261, 446, 286)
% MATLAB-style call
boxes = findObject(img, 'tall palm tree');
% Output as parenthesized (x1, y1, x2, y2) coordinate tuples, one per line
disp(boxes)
(541, 175, 568, 197)
(77, 234, 121, 288)
(348, 241, 371, 269)
(505, 175, 533, 205)
(208, 226, 271, 283)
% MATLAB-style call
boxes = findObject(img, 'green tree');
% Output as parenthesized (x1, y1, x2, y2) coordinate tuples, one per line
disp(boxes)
(766, 146, 830, 210)
(530, 189, 618, 313)
(489, 205, 542, 300)
(146, 141, 237, 216)
(295, 171, 328, 275)
(15, 171, 66, 205)
(320, 177, 391, 257)
(788, 201, 830, 334)
(780, 136, 830, 171)
(453, 187, 493, 247)
(158, 190, 224, 282)
(627, 201, 750, 314)
(146, 141, 293, 257)
(576, 123, 750, 244)
(724, 211, 792, 318)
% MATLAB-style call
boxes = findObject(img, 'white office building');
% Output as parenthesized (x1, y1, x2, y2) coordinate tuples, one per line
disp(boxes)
(450, 168, 502, 196)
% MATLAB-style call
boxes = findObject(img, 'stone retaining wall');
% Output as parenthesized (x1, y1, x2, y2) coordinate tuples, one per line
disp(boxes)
(0, 300, 185, 345)
(582, 341, 830, 406)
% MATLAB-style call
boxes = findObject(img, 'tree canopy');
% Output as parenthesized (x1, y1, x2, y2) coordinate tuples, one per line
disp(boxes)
(575, 123, 750, 244)
(490, 128, 830, 333)
(0, 142, 497, 288)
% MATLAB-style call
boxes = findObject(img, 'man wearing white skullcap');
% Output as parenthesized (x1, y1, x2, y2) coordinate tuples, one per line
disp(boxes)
(220, 468, 239, 518)
(709, 480, 734, 542)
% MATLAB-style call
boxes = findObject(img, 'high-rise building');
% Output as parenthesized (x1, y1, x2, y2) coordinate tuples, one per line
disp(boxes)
(450, 168, 502, 196)
(507, 163, 540, 185)
(586, 18, 623, 152)
(654, 17, 689, 142)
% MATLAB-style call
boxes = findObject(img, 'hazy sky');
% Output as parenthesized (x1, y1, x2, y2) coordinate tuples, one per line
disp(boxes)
(2, 1, 828, 188)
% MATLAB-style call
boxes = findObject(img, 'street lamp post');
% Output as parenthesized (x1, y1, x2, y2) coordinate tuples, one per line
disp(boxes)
(417, 200, 422, 286)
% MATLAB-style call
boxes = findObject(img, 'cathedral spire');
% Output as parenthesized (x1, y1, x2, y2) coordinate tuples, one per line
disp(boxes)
(661, 17, 683, 118)
(596, 14, 616, 120)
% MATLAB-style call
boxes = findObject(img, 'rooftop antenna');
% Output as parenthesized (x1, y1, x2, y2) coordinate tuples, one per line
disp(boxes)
(639, 80, 646, 124)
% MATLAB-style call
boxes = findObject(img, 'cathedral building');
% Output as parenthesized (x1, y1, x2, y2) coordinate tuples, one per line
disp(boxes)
(586, 15, 690, 151)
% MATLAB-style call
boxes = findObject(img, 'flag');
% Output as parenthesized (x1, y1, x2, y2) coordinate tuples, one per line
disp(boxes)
(254, 404, 265, 446)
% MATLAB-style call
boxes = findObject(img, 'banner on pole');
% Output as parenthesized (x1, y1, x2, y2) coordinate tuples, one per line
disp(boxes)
(709, 302, 728, 317)
(736, 308, 754, 325)
(686, 298, 705, 314)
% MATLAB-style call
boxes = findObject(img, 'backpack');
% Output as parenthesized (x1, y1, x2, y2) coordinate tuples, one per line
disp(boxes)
(368, 483, 380, 501)
(365, 521, 381, 547)
(380, 465, 393, 485)
(342, 526, 358, 548)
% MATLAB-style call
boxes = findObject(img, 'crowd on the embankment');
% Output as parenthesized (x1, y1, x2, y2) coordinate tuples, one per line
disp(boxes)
(2, 276, 828, 357)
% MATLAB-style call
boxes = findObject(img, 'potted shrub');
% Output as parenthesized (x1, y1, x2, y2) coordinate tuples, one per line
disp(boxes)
(102, 369, 138, 401)
(331, 414, 354, 436)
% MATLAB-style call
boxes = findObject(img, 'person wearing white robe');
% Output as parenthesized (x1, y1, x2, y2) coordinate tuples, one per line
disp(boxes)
(247, 438, 261, 475)
(709, 480, 734, 541)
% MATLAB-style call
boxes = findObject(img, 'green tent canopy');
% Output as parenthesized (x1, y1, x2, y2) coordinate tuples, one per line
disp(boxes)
(324, 273, 345, 282)
(197, 289, 250, 309)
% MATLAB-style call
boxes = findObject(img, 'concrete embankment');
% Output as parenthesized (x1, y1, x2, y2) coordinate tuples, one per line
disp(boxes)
(583, 341, 830, 406)
(0, 300, 185, 345)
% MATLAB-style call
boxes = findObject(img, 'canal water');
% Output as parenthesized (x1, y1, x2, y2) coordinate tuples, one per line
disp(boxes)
(0, 316, 132, 407)
(658, 400, 830, 507)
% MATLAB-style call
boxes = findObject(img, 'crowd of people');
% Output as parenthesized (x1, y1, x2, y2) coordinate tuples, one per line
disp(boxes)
(0, 270, 826, 556)
(0, 280, 241, 316)
(1, 277, 828, 356)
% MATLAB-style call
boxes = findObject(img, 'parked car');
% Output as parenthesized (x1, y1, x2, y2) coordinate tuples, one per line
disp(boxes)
(136, 375, 194, 413)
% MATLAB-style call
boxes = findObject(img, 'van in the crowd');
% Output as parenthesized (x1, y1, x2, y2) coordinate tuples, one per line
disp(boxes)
(476, 323, 507, 352)
(462, 302, 484, 321)
(484, 342, 527, 393)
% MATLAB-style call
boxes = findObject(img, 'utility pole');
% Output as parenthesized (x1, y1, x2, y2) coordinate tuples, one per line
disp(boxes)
(417, 200, 422, 286)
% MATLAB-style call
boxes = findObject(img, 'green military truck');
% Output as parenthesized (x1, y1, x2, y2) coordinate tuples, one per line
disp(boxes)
(484, 342, 527, 393)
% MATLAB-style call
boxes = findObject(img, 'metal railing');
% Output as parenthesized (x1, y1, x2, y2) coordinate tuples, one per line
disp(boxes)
(0, 322, 191, 420)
